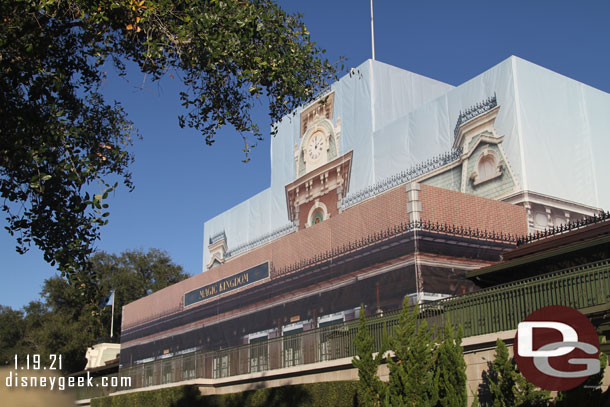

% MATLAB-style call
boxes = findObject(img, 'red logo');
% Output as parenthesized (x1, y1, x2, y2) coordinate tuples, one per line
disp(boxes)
(514, 305, 600, 391)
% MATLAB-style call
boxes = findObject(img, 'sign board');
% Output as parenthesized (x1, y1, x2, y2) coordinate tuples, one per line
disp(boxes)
(184, 262, 269, 307)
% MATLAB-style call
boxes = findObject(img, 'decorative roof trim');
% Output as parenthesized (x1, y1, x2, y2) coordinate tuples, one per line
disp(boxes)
(209, 231, 227, 245)
(516, 211, 609, 246)
(273, 219, 518, 277)
(340, 148, 462, 210)
(454, 94, 498, 139)
(225, 223, 297, 259)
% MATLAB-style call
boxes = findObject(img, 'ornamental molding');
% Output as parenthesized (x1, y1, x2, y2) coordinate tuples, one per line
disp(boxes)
(295, 116, 342, 177)
(207, 231, 228, 269)
(470, 147, 503, 186)
(286, 151, 353, 222)
(502, 190, 602, 215)
(300, 91, 335, 139)
(306, 200, 330, 228)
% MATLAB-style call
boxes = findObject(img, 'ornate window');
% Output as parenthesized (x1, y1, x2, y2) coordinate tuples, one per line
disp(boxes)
(311, 209, 324, 225)
(306, 201, 329, 227)
(471, 148, 502, 185)
(478, 155, 496, 180)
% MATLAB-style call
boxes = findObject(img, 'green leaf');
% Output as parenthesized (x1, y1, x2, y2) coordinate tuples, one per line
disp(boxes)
(1, 0, 340, 278)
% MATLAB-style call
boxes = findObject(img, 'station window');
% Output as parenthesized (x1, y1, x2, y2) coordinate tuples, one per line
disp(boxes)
(213, 354, 229, 378)
(249, 335, 269, 373)
(318, 312, 346, 361)
(181, 355, 196, 380)
(282, 323, 304, 367)
(161, 360, 172, 384)
(143, 364, 154, 387)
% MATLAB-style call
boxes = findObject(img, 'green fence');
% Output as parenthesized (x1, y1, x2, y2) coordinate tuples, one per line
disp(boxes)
(82, 259, 610, 400)
(431, 259, 610, 337)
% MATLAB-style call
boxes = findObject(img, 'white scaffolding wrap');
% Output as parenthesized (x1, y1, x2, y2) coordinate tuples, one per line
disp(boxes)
(203, 57, 610, 270)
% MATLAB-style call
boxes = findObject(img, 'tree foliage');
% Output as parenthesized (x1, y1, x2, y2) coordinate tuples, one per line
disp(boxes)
(386, 300, 437, 407)
(434, 322, 467, 407)
(555, 352, 608, 407)
(513, 367, 550, 407)
(0, 248, 187, 373)
(352, 305, 386, 407)
(0, 305, 27, 365)
(484, 339, 516, 407)
(352, 310, 606, 407)
(351, 301, 471, 407)
(476, 338, 552, 407)
(1, 0, 340, 276)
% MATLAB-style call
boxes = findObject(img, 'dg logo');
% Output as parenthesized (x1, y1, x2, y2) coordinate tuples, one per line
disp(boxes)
(514, 305, 601, 391)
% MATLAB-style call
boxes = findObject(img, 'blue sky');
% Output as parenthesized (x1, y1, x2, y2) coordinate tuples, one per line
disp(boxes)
(2, 1, 609, 310)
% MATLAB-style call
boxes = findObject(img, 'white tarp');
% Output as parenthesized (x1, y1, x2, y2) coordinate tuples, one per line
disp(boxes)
(513, 57, 609, 208)
(203, 57, 610, 270)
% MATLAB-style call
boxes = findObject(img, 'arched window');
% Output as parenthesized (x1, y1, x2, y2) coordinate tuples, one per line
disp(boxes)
(306, 201, 329, 227)
(471, 148, 502, 185)
(478, 155, 496, 180)
(311, 209, 324, 226)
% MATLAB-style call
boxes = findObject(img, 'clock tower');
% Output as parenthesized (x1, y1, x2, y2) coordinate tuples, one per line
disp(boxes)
(286, 92, 353, 229)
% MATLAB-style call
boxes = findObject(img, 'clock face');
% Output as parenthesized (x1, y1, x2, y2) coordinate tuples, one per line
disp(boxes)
(307, 132, 325, 161)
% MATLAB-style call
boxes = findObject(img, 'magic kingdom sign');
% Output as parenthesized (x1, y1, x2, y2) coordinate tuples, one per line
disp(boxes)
(184, 262, 269, 307)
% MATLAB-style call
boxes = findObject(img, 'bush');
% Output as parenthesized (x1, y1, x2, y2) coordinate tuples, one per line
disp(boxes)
(91, 381, 359, 407)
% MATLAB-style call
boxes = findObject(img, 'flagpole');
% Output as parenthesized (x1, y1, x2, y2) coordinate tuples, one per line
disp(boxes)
(370, 0, 375, 60)
(110, 291, 115, 339)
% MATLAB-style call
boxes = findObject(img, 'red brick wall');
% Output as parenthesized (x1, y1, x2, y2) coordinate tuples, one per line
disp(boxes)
(419, 184, 527, 237)
(122, 184, 527, 328)
(123, 186, 410, 328)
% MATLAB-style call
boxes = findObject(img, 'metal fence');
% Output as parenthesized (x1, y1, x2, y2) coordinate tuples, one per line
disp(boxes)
(119, 319, 386, 388)
(516, 211, 609, 246)
(421, 259, 610, 337)
(82, 259, 610, 400)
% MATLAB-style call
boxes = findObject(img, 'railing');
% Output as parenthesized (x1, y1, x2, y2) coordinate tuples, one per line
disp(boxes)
(516, 211, 610, 246)
(454, 94, 497, 139)
(225, 223, 297, 259)
(340, 148, 462, 210)
(83, 259, 610, 400)
(273, 219, 518, 277)
(209, 231, 227, 245)
(118, 319, 385, 388)
(422, 259, 610, 337)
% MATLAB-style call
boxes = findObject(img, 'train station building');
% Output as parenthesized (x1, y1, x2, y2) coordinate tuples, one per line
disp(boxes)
(114, 57, 609, 396)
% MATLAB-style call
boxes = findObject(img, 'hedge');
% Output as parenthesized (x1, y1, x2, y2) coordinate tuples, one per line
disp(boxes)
(91, 381, 359, 407)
